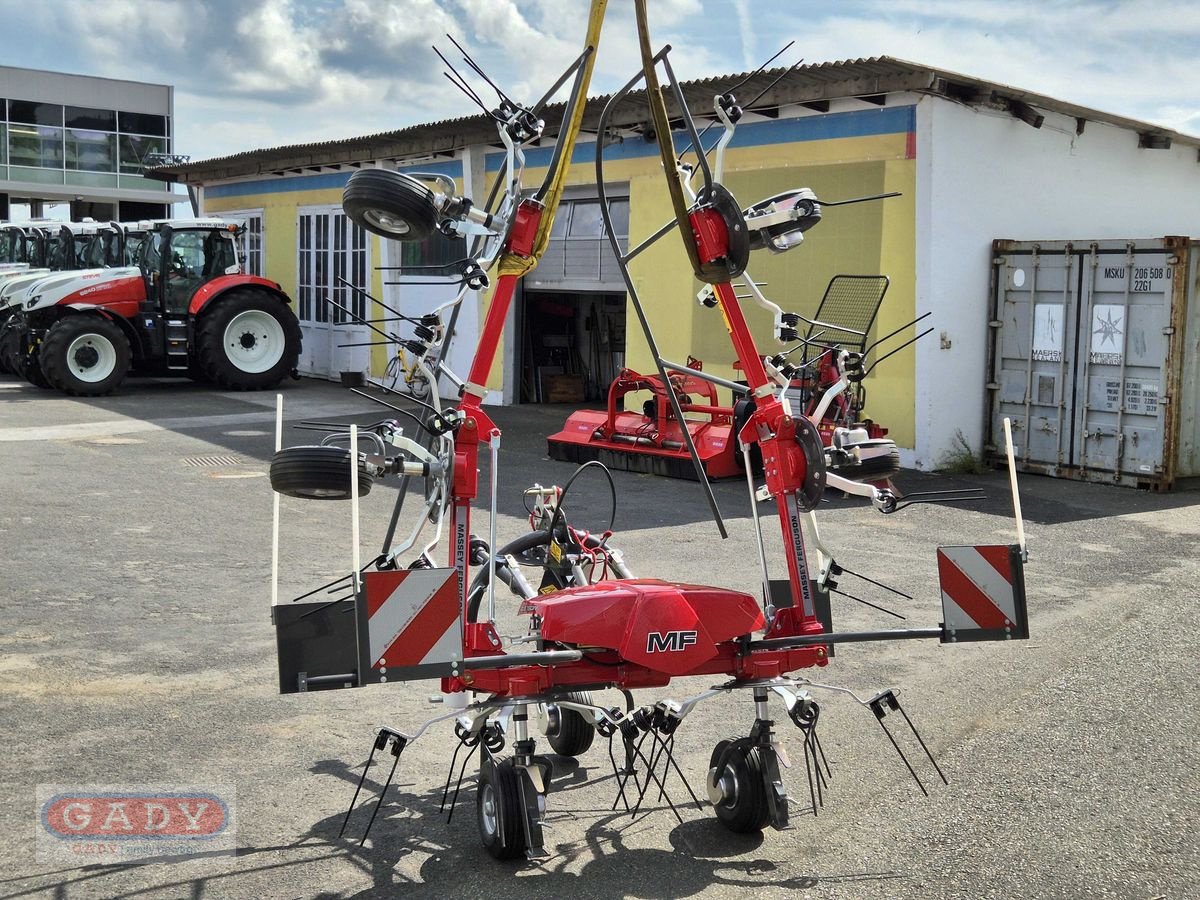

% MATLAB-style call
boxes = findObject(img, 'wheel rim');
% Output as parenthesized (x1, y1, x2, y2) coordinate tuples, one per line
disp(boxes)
(716, 763, 741, 810)
(479, 783, 499, 839)
(362, 208, 414, 237)
(66, 332, 117, 383)
(223, 309, 285, 373)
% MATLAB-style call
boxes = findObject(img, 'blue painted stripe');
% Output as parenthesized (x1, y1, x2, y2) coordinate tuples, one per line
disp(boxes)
(206, 158, 464, 199)
(487, 105, 915, 172)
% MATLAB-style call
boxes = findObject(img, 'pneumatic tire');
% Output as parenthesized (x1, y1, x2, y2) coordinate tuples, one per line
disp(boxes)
(545, 690, 596, 757)
(40, 315, 131, 397)
(709, 738, 771, 834)
(196, 289, 301, 390)
(270, 446, 374, 500)
(343, 169, 438, 242)
(477, 758, 527, 861)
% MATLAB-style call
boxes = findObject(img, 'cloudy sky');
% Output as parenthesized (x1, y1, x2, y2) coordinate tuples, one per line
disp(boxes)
(0, 0, 1195, 164)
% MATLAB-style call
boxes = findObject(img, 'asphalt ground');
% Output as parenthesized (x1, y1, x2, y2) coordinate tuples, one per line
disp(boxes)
(0, 374, 1196, 899)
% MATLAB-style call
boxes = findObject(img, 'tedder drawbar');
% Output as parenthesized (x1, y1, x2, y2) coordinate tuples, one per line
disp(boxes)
(265, 1, 1031, 861)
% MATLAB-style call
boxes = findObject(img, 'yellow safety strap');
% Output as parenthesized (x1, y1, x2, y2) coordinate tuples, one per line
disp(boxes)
(497, 0, 606, 278)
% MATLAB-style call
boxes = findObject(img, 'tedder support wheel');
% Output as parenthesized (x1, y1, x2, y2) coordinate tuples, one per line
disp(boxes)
(196, 289, 301, 390)
(270, 446, 374, 500)
(40, 315, 131, 397)
(545, 691, 596, 757)
(708, 738, 771, 834)
(477, 757, 527, 861)
(343, 169, 439, 241)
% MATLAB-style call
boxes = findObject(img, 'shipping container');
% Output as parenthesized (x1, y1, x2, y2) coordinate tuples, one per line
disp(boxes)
(985, 237, 1199, 489)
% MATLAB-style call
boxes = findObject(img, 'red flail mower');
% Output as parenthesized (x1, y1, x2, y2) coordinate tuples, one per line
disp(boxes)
(266, 1, 1031, 862)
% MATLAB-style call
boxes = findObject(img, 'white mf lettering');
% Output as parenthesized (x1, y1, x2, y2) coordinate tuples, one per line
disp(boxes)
(645, 630, 698, 653)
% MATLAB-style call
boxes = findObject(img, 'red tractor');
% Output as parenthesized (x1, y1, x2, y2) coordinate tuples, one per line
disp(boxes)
(12, 219, 301, 396)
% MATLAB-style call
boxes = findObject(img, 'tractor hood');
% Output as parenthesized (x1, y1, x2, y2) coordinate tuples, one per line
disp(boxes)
(0, 269, 62, 309)
(18, 267, 143, 313)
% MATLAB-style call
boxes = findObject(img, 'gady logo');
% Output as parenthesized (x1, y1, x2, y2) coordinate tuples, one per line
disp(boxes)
(41, 791, 228, 840)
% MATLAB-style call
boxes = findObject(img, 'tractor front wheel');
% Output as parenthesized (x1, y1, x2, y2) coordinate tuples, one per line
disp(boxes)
(40, 316, 131, 396)
(196, 290, 301, 390)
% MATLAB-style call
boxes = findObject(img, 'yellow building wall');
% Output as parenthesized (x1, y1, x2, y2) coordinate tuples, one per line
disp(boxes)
(201, 123, 917, 447)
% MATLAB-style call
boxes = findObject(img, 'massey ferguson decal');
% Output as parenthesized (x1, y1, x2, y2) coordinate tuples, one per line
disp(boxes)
(783, 492, 814, 615)
(645, 630, 699, 653)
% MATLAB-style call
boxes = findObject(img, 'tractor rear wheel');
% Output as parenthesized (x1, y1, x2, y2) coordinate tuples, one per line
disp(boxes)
(196, 290, 301, 390)
(343, 169, 439, 241)
(41, 315, 131, 397)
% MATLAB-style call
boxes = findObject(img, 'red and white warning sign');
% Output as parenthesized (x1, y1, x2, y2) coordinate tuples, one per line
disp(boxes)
(357, 568, 462, 682)
(936, 544, 1029, 642)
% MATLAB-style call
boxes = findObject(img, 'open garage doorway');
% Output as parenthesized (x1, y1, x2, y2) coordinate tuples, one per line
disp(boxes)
(518, 289, 626, 404)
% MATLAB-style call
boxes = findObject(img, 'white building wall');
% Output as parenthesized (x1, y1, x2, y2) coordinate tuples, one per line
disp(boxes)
(913, 97, 1199, 469)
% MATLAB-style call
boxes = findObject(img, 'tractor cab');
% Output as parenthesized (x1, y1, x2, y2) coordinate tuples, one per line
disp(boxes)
(0, 223, 52, 268)
(80, 222, 131, 270)
(139, 220, 241, 315)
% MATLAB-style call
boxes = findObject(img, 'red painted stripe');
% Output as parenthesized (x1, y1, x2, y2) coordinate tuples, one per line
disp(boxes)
(976, 545, 1014, 585)
(905, 130, 916, 159)
(381, 578, 460, 666)
(365, 571, 406, 617)
(939, 554, 1009, 629)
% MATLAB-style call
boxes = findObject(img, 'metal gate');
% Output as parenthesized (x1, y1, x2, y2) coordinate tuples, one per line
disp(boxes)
(986, 237, 1199, 489)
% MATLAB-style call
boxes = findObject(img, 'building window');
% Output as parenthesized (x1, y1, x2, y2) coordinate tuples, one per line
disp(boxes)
(399, 230, 463, 269)
(9, 124, 64, 168)
(118, 111, 167, 137)
(65, 106, 117, 132)
(297, 208, 369, 325)
(8, 99, 63, 127)
(220, 210, 265, 276)
(119, 134, 167, 174)
(65, 129, 116, 172)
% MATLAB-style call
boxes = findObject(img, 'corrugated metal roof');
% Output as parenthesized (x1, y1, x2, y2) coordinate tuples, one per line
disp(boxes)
(151, 56, 1196, 183)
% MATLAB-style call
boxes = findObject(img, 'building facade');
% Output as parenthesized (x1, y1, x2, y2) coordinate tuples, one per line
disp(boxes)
(0, 65, 176, 222)
(153, 58, 1198, 469)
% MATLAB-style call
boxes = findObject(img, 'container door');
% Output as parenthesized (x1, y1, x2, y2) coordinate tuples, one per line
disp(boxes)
(1074, 243, 1173, 479)
(989, 245, 1078, 472)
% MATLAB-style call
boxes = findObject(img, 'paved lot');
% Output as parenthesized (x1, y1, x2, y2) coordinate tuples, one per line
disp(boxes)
(0, 374, 1197, 899)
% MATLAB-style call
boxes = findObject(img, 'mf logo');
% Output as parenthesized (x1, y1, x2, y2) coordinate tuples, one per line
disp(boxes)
(645, 630, 698, 653)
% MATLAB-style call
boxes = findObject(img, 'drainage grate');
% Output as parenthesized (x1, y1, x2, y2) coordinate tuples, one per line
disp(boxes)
(182, 454, 244, 468)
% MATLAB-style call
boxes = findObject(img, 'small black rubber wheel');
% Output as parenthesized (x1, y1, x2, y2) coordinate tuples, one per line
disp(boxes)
(477, 758, 527, 861)
(40, 315, 131, 397)
(196, 289, 302, 390)
(343, 169, 438, 241)
(545, 690, 596, 757)
(709, 738, 771, 834)
(270, 446, 373, 500)
(832, 439, 901, 480)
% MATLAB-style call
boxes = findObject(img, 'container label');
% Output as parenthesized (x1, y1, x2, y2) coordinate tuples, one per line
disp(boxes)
(1095, 255, 1171, 294)
(1089, 304, 1124, 364)
(1032, 304, 1064, 362)
(1091, 378, 1159, 415)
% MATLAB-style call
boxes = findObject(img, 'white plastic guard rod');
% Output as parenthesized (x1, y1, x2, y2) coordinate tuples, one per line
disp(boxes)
(350, 423, 362, 592)
(1002, 416, 1028, 558)
(271, 394, 282, 607)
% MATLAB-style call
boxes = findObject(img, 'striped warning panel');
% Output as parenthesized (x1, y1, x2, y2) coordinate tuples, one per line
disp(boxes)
(936, 544, 1029, 642)
(356, 568, 462, 683)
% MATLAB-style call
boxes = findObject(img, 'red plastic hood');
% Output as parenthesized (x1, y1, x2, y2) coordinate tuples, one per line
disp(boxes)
(530, 579, 764, 676)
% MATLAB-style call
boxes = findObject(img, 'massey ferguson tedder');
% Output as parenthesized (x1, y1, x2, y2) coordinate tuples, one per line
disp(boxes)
(264, 0, 1031, 862)
(5, 218, 300, 395)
